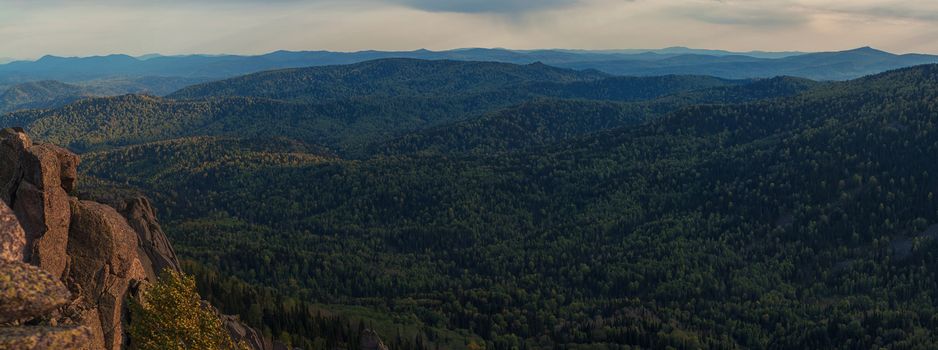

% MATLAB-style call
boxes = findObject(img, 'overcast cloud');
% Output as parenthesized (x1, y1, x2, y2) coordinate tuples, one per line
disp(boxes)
(1, 0, 937, 59)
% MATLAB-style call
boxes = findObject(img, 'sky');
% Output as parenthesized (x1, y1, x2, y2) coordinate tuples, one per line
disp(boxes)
(2, 0, 938, 59)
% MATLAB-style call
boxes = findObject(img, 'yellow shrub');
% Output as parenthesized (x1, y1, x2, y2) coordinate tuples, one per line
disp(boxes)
(129, 270, 246, 350)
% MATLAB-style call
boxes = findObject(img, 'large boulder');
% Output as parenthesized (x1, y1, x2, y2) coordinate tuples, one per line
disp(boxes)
(68, 199, 147, 350)
(14, 181, 70, 278)
(0, 201, 25, 262)
(0, 326, 93, 349)
(0, 260, 70, 324)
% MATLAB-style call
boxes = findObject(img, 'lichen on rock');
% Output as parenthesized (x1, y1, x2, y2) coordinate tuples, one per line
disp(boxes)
(0, 260, 70, 324)
(0, 201, 25, 262)
(0, 325, 93, 349)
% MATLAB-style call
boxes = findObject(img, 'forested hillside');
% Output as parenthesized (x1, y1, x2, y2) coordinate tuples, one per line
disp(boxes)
(376, 77, 824, 156)
(0, 77, 209, 114)
(167, 59, 607, 101)
(29, 60, 937, 349)
(0, 80, 91, 113)
(6, 59, 787, 156)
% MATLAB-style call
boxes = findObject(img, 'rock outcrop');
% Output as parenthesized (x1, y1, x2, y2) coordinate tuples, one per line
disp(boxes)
(7, 137, 75, 279)
(0, 128, 276, 350)
(114, 196, 180, 280)
(361, 329, 390, 350)
(0, 204, 93, 349)
(219, 314, 270, 350)
(68, 199, 148, 350)
(0, 128, 161, 349)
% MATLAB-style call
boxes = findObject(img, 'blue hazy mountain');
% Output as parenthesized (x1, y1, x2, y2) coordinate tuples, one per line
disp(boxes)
(559, 47, 938, 80)
(2, 47, 936, 85)
(552, 46, 806, 59)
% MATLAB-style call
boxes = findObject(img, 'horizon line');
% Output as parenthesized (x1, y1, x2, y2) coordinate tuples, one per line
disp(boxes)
(1, 45, 921, 63)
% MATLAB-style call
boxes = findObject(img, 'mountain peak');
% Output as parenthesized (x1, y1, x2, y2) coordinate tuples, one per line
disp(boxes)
(845, 46, 891, 55)
(36, 55, 65, 62)
(136, 53, 164, 60)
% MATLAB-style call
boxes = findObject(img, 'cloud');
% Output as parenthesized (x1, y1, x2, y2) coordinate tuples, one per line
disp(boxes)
(1, 0, 938, 59)
(4, 0, 581, 14)
(666, 0, 810, 28)
(394, 0, 580, 13)
(798, 0, 938, 23)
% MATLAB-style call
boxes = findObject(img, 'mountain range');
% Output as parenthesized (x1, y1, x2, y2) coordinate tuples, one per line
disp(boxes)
(4, 56, 938, 349)
(1, 47, 936, 88)
(551, 46, 806, 58)
(0, 46, 931, 116)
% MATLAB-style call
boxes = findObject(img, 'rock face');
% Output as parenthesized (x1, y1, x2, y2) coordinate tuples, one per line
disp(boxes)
(68, 199, 148, 350)
(0, 201, 25, 262)
(115, 196, 180, 280)
(1, 132, 77, 279)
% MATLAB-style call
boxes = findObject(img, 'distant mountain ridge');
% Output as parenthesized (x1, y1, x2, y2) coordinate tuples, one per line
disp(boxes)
(5, 59, 755, 154)
(0, 80, 91, 113)
(551, 46, 806, 58)
(0, 77, 209, 113)
(2, 47, 937, 85)
(560, 47, 938, 80)
(167, 58, 607, 101)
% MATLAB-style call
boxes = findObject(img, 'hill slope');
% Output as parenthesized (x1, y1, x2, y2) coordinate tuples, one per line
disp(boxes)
(76, 64, 938, 349)
(377, 76, 823, 155)
(5, 60, 761, 155)
(0, 81, 91, 113)
(0, 77, 211, 114)
(167, 59, 607, 101)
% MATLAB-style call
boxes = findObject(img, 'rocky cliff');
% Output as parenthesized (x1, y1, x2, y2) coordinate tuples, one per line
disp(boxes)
(0, 128, 271, 350)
